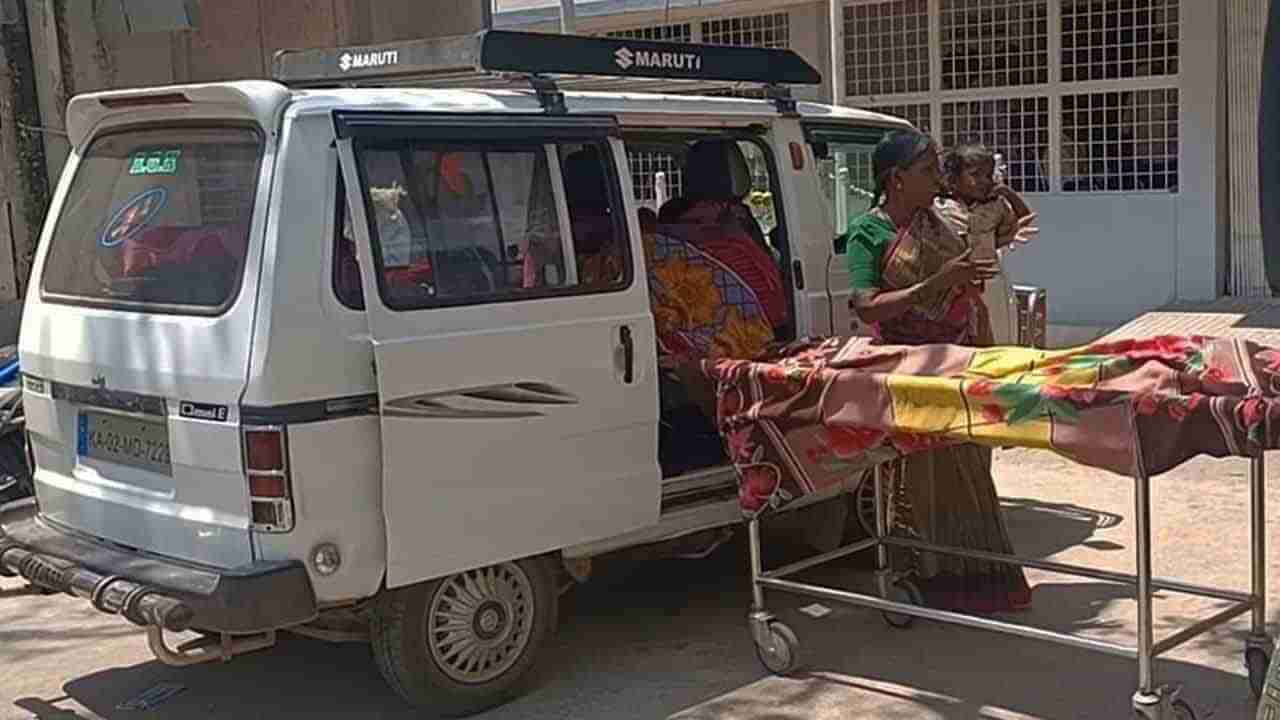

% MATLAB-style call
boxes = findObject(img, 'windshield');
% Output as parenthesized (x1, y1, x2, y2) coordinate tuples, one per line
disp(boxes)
(41, 126, 264, 313)
(811, 130, 884, 241)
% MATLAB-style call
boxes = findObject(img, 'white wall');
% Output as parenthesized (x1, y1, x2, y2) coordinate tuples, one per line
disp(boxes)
(497, 0, 1228, 334)
(1005, 0, 1224, 330)
(1002, 195, 1177, 327)
(1175, 0, 1226, 302)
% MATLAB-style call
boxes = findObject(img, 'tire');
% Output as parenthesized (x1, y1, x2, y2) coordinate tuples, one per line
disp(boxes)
(753, 621, 801, 676)
(1170, 698, 1196, 720)
(881, 579, 923, 629)
(1247, 647, 1271, 700)
(371, 555, 558, 718)
(1260, 0, 1280, 290)
(0, 432, 31, 505)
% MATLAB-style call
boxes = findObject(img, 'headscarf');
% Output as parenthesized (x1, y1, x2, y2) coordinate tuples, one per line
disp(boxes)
(871, 129, 934, 208)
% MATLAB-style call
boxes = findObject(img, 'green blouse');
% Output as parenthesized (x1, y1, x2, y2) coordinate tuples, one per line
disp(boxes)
(844, 212, 897, 291)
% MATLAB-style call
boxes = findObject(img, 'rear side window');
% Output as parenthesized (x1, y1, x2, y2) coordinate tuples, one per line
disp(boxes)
(41, 127, 264, 313)
(349, 140, 629, 311)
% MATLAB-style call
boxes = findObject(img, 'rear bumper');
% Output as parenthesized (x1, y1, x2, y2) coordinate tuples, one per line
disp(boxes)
(0, 498, 317, 633)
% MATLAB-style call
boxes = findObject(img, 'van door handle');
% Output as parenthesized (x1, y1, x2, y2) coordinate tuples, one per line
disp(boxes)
(619, 325, 634, 384)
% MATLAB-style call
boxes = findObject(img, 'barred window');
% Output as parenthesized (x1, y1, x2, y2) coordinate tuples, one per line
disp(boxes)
(844, 0, 930, 97)
(1060, 88, 1178, 192)
(701, 13, 789, 48)
(606, 23, 693, 43)
(1061, 0, 1179, 82)
(867, 103, 933, 134)
(940, 97, 1051, 192)
(625, 150, 684, 209)
(941, 0, 1049, 91)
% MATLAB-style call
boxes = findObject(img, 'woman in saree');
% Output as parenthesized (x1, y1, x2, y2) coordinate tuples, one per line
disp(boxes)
(845, 129, 1034, 613)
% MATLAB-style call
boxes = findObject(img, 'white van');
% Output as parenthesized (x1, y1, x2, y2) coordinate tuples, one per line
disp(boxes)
(0, 31, 910, 717)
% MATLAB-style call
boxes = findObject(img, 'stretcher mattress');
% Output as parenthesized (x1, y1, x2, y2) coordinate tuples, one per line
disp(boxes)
(703, 334, 1280, 516)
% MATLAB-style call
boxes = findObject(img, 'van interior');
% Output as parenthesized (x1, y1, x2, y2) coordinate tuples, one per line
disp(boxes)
(333, 129, 794, 479)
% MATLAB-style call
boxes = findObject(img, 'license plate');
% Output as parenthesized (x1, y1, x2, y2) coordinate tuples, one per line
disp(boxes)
(77, 411, 171, 476)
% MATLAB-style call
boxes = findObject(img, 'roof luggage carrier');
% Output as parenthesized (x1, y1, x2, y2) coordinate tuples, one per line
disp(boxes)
(271, 29, 822, 115)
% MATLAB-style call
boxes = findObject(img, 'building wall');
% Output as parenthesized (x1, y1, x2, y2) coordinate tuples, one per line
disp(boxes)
(499, 0, 1225, 336)
(24, 0, 488, 185)
(506, 0, 834, 101)
(831, 0, 1224, 331)
(16, 0, 1229, 340)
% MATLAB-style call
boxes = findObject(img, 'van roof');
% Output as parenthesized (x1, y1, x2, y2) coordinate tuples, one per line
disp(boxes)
(67, 80, 912, 148)
(288, 85, 913, 125)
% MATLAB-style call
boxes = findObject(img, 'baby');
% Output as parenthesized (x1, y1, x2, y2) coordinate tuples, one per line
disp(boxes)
(937, 146, 1031, 262)
(936, 145, 1037, 346)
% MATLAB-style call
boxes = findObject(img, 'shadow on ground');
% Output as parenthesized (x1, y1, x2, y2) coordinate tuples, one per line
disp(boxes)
(8, 501, 1260, 720)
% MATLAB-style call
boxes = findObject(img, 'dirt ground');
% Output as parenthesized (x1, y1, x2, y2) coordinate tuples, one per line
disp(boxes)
(1, 448, 1275, 719)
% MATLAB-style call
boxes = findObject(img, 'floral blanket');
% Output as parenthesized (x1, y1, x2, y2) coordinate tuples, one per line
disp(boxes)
(645, 229, 775, 362)
(705, 334, 1280, 516)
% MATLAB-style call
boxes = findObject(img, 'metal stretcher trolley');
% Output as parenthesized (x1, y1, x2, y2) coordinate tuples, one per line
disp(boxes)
(708, 312, 1280, 720)
(745, 452, 1268, 720)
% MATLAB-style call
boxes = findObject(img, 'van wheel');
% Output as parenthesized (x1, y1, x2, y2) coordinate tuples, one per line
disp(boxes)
(0, 433, 31, 504)
(371, 556, 558, 718)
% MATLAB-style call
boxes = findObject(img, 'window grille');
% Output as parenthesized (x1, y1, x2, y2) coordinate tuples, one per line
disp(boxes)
(626, 150, 684, 208)
(844, 0, 930, 97)
(605, 23, 693, 43)
(1060, 0, 1179, 82)
(701, 12, 789, 48)
(940, 0, 1049, 91)
(1060, 88, 1179, 192)
(940, 96, 1051, 192)
(867, 103, 933, 133)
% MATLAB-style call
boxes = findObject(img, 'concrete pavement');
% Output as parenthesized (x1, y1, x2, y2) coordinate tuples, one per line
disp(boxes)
(1, 448, 1275, 719)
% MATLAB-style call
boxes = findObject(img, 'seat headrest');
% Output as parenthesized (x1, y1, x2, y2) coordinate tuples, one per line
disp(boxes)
(562, 147, 610, 213)
(684, 139, 753, 201)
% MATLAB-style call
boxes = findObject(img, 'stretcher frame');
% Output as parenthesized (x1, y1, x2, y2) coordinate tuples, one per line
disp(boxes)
(744, 414, 1273, 720)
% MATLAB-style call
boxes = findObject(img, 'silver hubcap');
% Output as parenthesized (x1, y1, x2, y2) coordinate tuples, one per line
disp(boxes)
(426, 562, 535, 684)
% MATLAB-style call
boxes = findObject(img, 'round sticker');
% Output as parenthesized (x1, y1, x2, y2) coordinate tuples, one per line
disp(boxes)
(100, 188, 167, 248)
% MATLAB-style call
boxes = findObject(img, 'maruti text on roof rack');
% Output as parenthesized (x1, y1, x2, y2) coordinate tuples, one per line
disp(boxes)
(272, 29, 822, 90)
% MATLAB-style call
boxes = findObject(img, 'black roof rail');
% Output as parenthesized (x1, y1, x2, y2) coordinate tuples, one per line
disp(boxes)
(271, 30, 821, 115)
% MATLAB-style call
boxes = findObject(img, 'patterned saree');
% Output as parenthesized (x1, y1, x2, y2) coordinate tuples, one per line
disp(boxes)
(867, 208, 1031, 613)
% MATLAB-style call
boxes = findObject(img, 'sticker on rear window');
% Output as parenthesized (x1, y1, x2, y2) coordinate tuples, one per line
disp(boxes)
(100, 188, 166, 248)
(128, 149, 181, 176)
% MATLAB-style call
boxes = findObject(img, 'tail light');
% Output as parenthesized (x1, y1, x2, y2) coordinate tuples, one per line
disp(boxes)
(242, 425, 294, 532)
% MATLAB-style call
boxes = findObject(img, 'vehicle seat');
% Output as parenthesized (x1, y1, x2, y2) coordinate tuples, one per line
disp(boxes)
(658, 139, 787, 329)
(658, 139, 767, 250)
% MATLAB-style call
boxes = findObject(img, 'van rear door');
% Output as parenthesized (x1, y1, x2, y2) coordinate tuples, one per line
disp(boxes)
(20, 87, 283, 569)
(336, 113, 661, 586)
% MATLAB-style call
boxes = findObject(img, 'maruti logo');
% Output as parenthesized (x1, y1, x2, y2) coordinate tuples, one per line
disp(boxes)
(614, 47, 634, 70)
(339, 50, 400, 73)
(614, 46, 702, 72)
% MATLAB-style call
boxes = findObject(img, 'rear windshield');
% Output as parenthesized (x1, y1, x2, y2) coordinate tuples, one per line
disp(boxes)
(41, 127, 264, 312)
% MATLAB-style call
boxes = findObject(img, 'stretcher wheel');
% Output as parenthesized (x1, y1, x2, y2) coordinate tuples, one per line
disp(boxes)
(881, 579, 923, 629)
(1168, 699, 1195, 720)
(754, 621, 801, 676)
(854, 474, 879, 538)
(1246, 646, 1271, 699)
